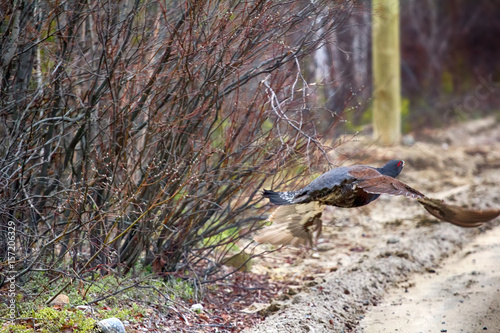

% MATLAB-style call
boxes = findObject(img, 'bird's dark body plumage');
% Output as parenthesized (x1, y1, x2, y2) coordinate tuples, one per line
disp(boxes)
(263, 160, 415, 208)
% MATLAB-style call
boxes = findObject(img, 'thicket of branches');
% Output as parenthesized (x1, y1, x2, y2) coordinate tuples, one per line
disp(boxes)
(0, 0, 353, 291)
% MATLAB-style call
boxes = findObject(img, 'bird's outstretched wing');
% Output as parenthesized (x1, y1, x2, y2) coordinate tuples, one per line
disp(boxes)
(254, 202, 325, 247)
(353, 173, 425, 199)
(417, 197, 500, 227)
(351, 167, 500, 226)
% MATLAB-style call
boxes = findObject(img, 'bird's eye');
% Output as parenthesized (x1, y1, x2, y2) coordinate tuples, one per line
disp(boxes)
(397, 161, 403, 167)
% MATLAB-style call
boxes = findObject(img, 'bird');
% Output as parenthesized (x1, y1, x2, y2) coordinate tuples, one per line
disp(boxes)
(255, 160, 500, 247)
(262, 160, 411, 207)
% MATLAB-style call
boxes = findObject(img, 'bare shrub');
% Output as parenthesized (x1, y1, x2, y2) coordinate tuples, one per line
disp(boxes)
(0, 0, 353, 294)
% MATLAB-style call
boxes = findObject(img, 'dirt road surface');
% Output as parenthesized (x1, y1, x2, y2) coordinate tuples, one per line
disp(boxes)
(244, 117, 500, 333)
(359, 224, 500, 333)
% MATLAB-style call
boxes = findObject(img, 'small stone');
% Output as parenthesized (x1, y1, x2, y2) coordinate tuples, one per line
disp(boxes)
(440, 330, 447, 333)
(316, 277, 325, 283)
(191, 303, 203, 313)
(483, 327, 487, 330)
(96, 318, 126, 333)
(386, 237, 399, 244)
(50, 294, 70, 306)
(311, 252, 321, 259)
(292, 295, 302, 304)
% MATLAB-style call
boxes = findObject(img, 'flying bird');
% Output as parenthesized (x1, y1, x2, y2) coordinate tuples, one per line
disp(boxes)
(255, 160, 500, 247)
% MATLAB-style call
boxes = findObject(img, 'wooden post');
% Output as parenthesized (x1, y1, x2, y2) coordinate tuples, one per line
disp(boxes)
(372, 0, 401, 145)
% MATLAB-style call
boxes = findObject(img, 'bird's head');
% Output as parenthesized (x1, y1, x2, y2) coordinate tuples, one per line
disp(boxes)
(379, 159, 405, 178)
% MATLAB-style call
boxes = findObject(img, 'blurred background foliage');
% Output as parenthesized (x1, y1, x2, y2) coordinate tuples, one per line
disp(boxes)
(306, 0, 500, 133)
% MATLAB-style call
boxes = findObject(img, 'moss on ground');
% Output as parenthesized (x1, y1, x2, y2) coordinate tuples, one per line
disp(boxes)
(0, 272, 197, 332)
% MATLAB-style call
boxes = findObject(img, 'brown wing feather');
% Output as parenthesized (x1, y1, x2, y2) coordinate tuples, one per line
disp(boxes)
(354, 174, 425, 199)
(253, 221, 312, 247)
(351, 167, 498, 227)
(254, 202, 325, 247)
(417, 197, 500, 227)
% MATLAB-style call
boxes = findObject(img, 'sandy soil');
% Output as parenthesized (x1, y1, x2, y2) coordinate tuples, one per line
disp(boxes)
(359, 224, 500, 333)
(244, 117, 500, 333)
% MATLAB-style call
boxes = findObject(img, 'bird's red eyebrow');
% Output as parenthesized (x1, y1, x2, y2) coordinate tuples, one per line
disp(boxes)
(398, 161, 403, 167)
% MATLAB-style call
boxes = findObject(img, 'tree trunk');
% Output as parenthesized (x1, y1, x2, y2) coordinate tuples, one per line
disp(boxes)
(372, 0, 401, 145)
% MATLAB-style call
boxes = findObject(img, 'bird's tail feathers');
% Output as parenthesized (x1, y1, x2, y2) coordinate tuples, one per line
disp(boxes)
(262, 189, 297, 205)
(418, 197, 500, 228)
